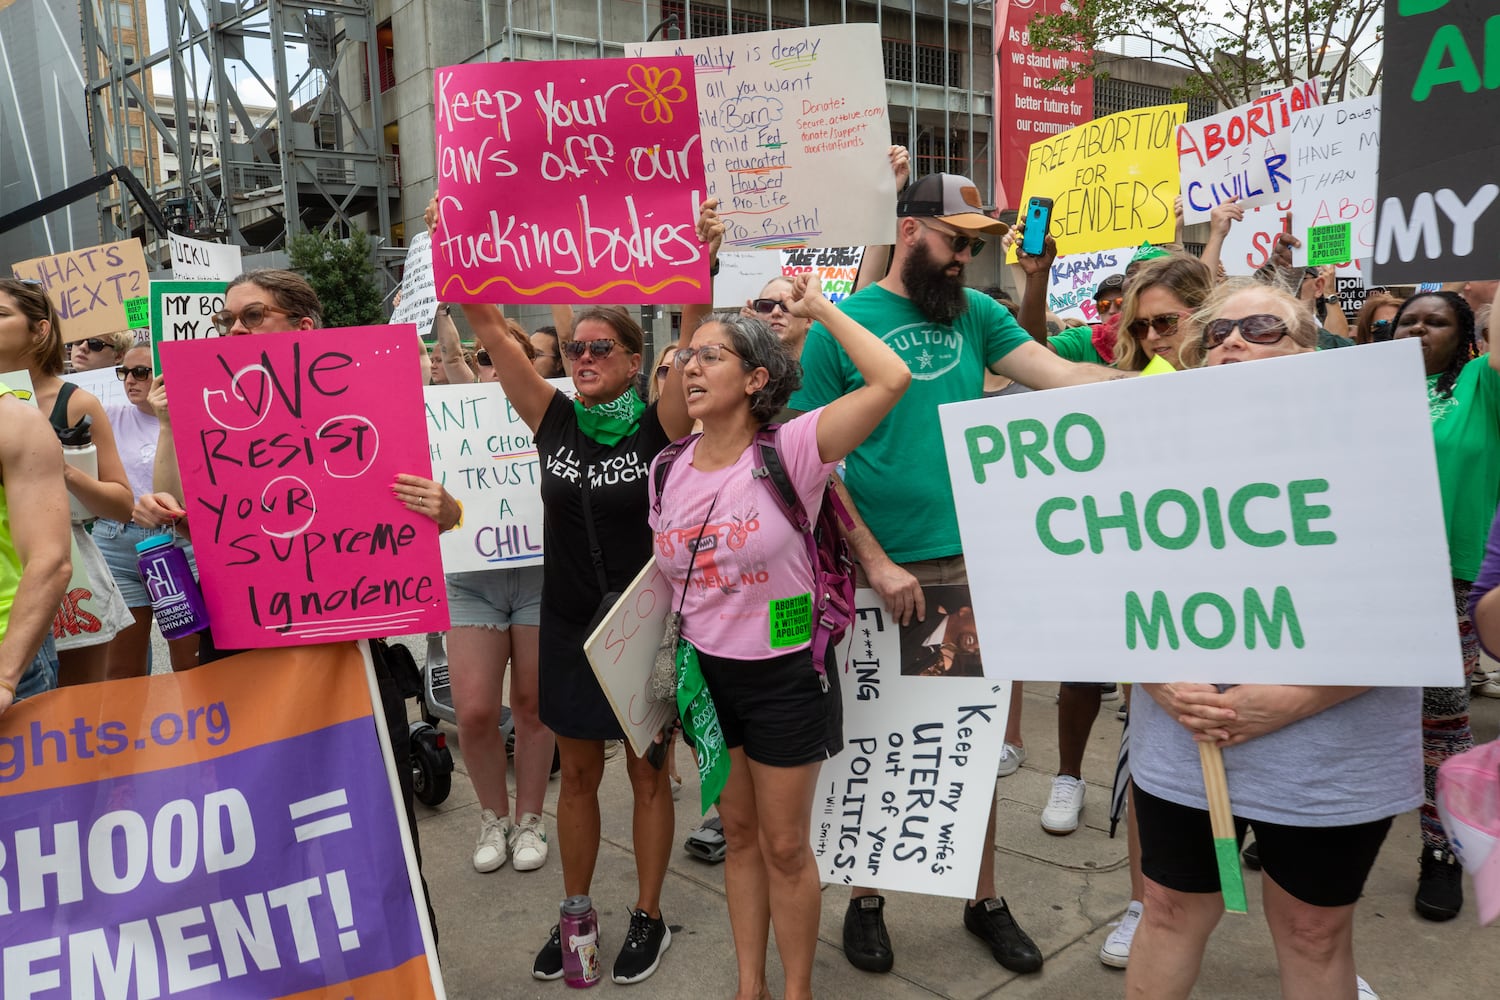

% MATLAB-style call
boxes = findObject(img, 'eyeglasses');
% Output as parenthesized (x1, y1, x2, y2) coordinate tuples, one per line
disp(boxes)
(210, 303, 293, 335)
(1370, 319, 1394, 342)
(916, 219, 985, 257)
(672, 344, 745, 369)
(475, 350, 492, 367)
(1202, 314, 1290, 349)
(73, 338, 112, 353)
(1127, 313, 1185, 338)
(562, 339, 620, 361)
(751, 298, 789, 315)
(116, 365, 153, 382)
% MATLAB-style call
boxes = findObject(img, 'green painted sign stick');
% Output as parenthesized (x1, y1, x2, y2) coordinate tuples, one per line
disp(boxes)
(1199, 741, 1248, 914)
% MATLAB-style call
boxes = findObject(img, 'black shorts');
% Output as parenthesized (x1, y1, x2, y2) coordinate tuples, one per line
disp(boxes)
(695, 644, 843, 768)
(1133, 785, 1392, 908)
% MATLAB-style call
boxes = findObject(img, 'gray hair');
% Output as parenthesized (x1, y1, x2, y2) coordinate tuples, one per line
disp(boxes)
(703, 310, 802, 423)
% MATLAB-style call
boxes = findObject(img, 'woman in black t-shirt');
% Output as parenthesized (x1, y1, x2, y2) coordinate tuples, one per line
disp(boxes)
(439, 195, 719, 986)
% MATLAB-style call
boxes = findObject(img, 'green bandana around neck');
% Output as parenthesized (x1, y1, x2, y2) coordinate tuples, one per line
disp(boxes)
(573, 389, 645, 446)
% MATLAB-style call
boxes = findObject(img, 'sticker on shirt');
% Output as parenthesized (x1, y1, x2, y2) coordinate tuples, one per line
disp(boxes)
(882, 322, 965, 381)
(769, 592, 813, 648)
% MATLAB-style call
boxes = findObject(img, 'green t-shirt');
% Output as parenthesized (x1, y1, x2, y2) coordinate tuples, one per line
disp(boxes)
(1429, 357, 1500, 580)
(789, 285, 1030, 562)
(1050, 325, 1105, 364)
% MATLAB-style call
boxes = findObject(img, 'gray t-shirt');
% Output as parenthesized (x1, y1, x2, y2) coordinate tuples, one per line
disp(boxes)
(1131, 684, 1422, 827)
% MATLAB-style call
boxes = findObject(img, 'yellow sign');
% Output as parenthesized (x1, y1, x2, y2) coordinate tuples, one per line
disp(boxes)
(1011, 104, 1187, 260)
(1140, 355, 1177, 376)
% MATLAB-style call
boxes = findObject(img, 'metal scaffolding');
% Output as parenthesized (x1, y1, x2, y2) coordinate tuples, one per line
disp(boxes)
(80, 0, 398, 266)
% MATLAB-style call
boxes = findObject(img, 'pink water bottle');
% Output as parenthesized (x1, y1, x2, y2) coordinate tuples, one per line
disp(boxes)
(559, 895, 601, 988)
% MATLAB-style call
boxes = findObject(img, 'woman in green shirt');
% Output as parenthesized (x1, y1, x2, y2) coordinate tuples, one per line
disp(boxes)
(1392, 290, 1495, 922)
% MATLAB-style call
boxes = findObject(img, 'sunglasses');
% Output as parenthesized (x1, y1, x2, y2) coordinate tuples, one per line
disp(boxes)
(673, 344, 744, 369)
(1127, 313, 1185, 338)
(562, 339, 620, 361)
(116, 365, 153, 382)
(655, 364, 672, 382)
(751, 298, 789, 315)
(1095, 296, 1123, 311)
(73, 338, 112, 353)
(210, 303, 293, 335)
(1202, 314, 1290, 349)
(916, 219, 985, 257)
(475, 350, 492, 367)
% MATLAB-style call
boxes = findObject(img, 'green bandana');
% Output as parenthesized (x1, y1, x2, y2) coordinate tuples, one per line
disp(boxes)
(1132, 242, 1170, 263)
(573, 390, 645, 446)
(676, 639, 731, 814)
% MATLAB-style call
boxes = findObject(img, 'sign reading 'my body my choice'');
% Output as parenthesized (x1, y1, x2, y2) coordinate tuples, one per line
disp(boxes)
(432, 57, 709, 305)
(631, 23, 896, 251)
(0, 643, 444, 998)
(940, 343, 1460, 686)
(162, 327, 449, 647)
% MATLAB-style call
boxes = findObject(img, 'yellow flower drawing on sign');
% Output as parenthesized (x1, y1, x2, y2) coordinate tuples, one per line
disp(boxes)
(624, 64, 688, 125)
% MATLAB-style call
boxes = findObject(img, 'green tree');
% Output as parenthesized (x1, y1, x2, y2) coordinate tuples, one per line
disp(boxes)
(286, 226, 385, 329)
(1025, 0, 1385, 107)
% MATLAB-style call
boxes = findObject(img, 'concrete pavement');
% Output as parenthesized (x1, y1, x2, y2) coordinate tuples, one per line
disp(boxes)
(408, 678, 1500, 1000)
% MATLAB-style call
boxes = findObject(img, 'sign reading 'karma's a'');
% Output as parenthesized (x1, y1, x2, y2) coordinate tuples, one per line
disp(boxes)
(939, 341, 1461, 686)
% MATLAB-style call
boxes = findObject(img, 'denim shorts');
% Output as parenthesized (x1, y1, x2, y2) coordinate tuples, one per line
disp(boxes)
(93, 519, 199, 608)
(15, 635, 59, 702)
(445, 566, 544, 629)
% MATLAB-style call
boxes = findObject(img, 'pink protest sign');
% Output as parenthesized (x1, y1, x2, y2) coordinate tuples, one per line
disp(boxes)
(432, 56, 710, 305)
(160, 326, 449, 646)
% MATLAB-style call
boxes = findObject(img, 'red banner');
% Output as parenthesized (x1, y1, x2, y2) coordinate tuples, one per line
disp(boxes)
(993, 0, 1093, 212)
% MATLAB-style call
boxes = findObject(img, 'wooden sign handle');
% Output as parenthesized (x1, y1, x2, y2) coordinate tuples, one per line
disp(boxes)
(1198, 740, 1248, 914)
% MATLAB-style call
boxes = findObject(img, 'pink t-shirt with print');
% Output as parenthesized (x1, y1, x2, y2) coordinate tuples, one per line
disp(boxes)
(649, 409, 834, 661)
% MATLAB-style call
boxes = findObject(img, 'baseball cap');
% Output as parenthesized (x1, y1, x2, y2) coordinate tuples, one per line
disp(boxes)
(1094, 274, 1126, 300)
(897, 174, 1008, 236)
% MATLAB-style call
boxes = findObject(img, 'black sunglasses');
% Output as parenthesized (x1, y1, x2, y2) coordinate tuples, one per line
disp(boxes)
(562, 339, 619, 361)
(116, 365, 153, 381)
(917, 219, 985, 257)
(74, 338, 112, 352)
(475, 350, 492, 366)
(1202, 314, 1290, 349)
(751, 298, 789, 315)
(1127, 313, 1185, 338)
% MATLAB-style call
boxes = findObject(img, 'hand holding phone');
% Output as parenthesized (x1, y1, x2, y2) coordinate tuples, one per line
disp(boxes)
(1021, 197, 1054, 257)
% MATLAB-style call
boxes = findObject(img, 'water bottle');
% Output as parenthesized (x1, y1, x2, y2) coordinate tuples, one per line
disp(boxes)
(57, 416, 97, 524)
(559, 895, 601, 988)
(135, 535, 210, 639)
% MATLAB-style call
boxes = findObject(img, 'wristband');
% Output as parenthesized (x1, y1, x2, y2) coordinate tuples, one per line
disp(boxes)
(0, 677, 14, 697)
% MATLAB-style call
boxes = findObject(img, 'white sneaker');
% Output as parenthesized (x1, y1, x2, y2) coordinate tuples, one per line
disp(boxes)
(1099, 900, 1142, 968)
(1475, 677, 1500, 698)
(1356, 975, 1379, 999)
(1041, 775, 1086, 834)
(472, 809, 511, 872)
(996, 742, 1027, 778)
(509, 812, 549, 872)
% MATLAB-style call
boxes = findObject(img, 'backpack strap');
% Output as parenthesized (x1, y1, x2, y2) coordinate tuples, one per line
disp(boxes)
(650, 433, 700, 515)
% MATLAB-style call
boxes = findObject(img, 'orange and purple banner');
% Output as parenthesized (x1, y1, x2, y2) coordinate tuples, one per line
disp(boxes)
(161, 327, 449, 647)
(431, 57, 710, 304)
(0, 644, 442, 998)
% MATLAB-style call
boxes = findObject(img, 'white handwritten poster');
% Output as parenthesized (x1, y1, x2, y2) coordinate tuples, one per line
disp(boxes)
(168, 232, 243, 281)
(1046, 246, 1132, 323)
(391, 232, 439, 332)
(713, 246, 867, 308)
(1289, 96, 1381, 268)
(631, 23, 896, 250)
(814, 587, 1010, 898)
(424, 379, 572, 575)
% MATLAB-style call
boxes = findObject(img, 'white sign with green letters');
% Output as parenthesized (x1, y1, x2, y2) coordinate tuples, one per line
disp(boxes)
(939, 341, 1461, 685)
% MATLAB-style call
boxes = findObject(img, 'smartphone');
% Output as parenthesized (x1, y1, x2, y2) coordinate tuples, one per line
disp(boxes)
(1021, 197, 1054, 257)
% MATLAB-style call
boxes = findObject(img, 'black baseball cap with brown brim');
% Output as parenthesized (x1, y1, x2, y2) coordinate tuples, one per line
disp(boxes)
(897, 173, 1009, 236)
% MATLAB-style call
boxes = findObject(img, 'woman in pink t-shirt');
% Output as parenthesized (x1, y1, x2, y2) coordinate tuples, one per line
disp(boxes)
(649, 273, 909, 1000)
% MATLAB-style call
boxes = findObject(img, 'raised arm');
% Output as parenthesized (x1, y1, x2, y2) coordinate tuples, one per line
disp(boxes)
(852, 147, 910, 293)
(785, 274, 909, 463)
(1200, 198, 1244, 280)
(550, 304, 576, 378)
(655, 199, 726, 441)
(0, 401, 71, 714)
(1009, 222, 1057, 345)
(432, 306, 478, 384)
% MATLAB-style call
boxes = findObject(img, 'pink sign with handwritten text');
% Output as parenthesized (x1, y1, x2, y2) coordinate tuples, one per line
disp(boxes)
(160, 327, 449, 647)
(432, 57, 710, 305)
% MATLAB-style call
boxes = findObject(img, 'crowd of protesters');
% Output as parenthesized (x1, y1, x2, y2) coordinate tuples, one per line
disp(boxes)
(3, 140, 1498, 1000)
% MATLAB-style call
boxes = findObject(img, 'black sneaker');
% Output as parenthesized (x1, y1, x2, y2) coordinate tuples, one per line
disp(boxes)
(1415, 847, 1463, 921)
(842, 895, 894, 973)
(964, 897, 1043, 974)
(532, 924, 564, 981)
(612, 908, 670, 984)
(1242, 840, 1262, 871)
